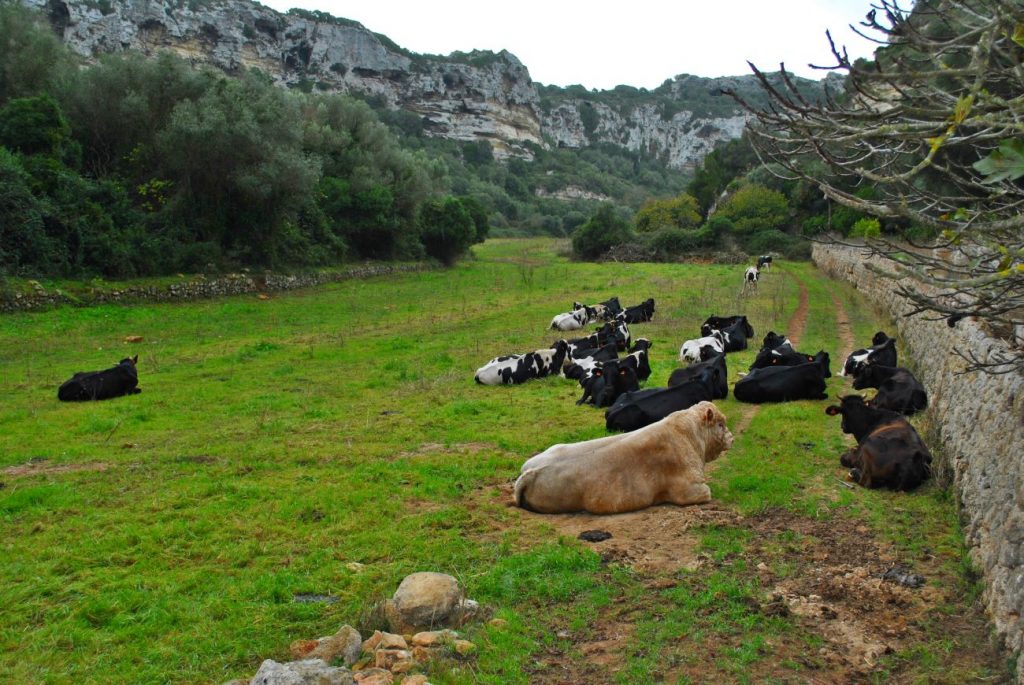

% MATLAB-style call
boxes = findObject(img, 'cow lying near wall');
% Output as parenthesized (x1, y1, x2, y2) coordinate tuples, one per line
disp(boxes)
(733, 362, 828, 403)
(58, 356, 141, 401)
(514, 401, 733, 514)
(852, 365, 928, 415)
(841, 332, 897, 377)
(825, 395, 932, 490)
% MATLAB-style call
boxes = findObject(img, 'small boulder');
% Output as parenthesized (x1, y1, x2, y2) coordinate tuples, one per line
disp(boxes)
(309, 625, 363, 666)
(400, 676, 429, 685)
(250, 658, 354, 685)
(453, 640, 476, 657)
(384, 572, 463, 633)
(377, 632, 408, 650)
(410, 630, 455, 648)
(374, 649, 412, 672)
(353, 669, 393, 685)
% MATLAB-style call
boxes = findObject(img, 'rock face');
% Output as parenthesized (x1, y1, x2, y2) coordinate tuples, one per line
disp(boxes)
(22, 0, 824, 169)
(813, 241, 1024, 680)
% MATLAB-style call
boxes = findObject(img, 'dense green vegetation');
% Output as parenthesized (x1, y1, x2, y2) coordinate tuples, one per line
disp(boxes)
(0, 239, 1008, 683)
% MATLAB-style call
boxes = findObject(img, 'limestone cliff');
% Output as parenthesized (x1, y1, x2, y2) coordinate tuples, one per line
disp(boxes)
(25, 0, 824, 169)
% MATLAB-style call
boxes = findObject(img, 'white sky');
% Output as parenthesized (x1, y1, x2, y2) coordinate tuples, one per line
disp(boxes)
(257, 0, 886, 89)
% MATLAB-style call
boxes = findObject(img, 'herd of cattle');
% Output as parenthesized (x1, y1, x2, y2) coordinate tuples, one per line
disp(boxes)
(474, 279, 935, 510)
(54, 259, 934, 513)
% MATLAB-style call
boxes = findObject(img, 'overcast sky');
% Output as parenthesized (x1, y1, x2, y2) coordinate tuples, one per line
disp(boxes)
(257, 0, 886, 89)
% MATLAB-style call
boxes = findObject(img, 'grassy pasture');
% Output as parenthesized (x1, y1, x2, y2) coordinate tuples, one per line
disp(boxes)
(0, 239, 1011, 684)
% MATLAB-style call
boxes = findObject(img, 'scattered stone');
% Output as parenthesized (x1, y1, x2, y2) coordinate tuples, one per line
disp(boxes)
(221, 680, 250, 685)
(378, 632, 409, 650)
(124, 335, 144, 343)
(882, 566, 926, 588)
(249, 658, 354, 685)
(258, 293, 271, 300)
(362, 630, 383, 652)
(308, 625, 363, 666)
(411, 630, 455, 647)
(374, 649, 413, 672)
(346, 562, 366, 573)
(289, 639, 319, 659)
(452, 640, 476, 657)
(578, 530, 612, 542)
(292, 594, 339, 604)
(556, 630, 570, 639)
(757, 562, 770, 572)
(353, 669, 393, 685)
(385, 572, 464, 633)
(400, 676, 429, 685)
(487, 618, 507, 629)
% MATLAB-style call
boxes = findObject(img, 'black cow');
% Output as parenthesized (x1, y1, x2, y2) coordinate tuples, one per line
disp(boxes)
(668, 352, 728, 399)
(757, 255, 773, 271)
(825, 395, 932, 490)
(852, 365, 928, 415)
(719, 318, 753, 352)
(563, 322, 617, 355)
(600, 296, 623, 317)
(58, 356, 141, 401)
(701, 315, 755, 339)
(605, 369, 717, 432)
(577, 359, 639, 407)
(760, 331, 791, 351)
(842, 335, 897, 377)
(475, 341, 570, 385)
(734, 362, 828, 403)
(750, 346, 832, 378)
(620, 298, 655, 324)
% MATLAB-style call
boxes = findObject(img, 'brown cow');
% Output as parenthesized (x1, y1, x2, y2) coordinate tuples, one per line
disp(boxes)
(514, 401, 733, 514)
(825, 395, 932, 490)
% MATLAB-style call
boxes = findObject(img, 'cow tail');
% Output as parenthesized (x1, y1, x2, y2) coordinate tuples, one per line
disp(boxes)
(513, 471, 537, 512)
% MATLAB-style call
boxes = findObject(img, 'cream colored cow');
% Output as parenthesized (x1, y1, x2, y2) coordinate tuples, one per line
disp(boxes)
(514, 401, 733, 514)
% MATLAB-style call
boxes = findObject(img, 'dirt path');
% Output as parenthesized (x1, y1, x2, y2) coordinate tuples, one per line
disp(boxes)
(829, 285, 857, 363)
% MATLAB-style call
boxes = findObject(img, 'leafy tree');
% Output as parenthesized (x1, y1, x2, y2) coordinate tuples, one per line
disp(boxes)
(0, 147, 51, 273)
(687, 134, 758, 214)
(0, 3, 72, 105)
(733, 0, 1024, 372)
(419, 196, 474, 266)
(572, 204, 633, 260)
(458, 195, 490, 243)
(715, 184, 789, 234)
(0, 94, 71, 156)
(634, 193, 701, 233)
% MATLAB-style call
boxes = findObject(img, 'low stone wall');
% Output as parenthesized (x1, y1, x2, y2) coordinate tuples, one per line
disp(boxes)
(813, 242, 1024, 677)
(0, 263, 429, 313)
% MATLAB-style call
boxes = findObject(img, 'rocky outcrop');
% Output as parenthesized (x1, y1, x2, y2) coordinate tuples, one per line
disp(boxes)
(23, 0, 823, 169)
(812, 241, 1024, 680)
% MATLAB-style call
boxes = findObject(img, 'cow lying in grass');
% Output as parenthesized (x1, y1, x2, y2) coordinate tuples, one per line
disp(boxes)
(679, 331, 725, 363)
(515, 401, 733, 514)
(826, 395, 932, 490)
(605, 367, 718, 433)
(852, 364, 928, 415)
(475, 341, 570, 385)
(667, 352, 728, 400)
(733, 362, 828, 403)
(841, 332, 897, 377)
(58, 356, 141, 401)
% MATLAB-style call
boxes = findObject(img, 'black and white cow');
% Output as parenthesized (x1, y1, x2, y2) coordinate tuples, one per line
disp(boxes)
(58, 356, 141, 401)
(852, 365, 928, 415)
(826, 395, 932, 490)
(621, 338, 653, 382)
(563, 322, 616, 355)
(550, 308, 591, 331)
(562, 342, 619, 383)
(701, 315, 755, 339)
(668, 352, 728, 399)
(574, 301, 610, 321)
(620, 298, 656, 324)
(742, 266, 759, 294)
(599, 296, 623, 317)
(679, 331, 726, 363)
(605, 368, 717, 433)
(576, 359, 640, 407)
(475, 341, 570, 385)
(733, 362, 828, 403)
(841, 334, 897, 377)
(760, 331, 791, 352)
(757, 255, 773, 271)
(719, 317, 753, 352)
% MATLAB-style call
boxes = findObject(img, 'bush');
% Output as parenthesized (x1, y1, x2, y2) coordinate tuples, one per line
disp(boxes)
(646, 226, 715, 259)
(742, 230, 810, 259)
(634, 193, 701, 232)
(849, 217, 881, 238)
(0, 94, 70, 156)
(716, 184, 789, 234)
(571, 204, 633, 260)
(418, 196, 475, 266)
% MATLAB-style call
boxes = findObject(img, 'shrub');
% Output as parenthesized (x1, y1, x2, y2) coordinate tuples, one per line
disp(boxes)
(418, 196, 475, 266)
(571, 204, 633, 260)
(634, 193, 701, 232)
(849, 217, 881, 239)
(0, 94, 70, 156)
(716, 184, 789, 234)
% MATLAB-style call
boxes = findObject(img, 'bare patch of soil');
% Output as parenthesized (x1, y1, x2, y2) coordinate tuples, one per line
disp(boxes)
(2, 459, 109, 479)
(398, 441, 506, 459)
(828, 288, 857, 363)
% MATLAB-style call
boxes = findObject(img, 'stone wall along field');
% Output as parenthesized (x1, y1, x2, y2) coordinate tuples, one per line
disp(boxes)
(813, 242, 1024, 679)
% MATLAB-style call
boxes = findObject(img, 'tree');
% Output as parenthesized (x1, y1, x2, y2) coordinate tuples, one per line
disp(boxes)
(418, 196, 475, 266)
(0, 94, 71, 156)
(729, 0, 1024, 373)
(714, 184, 789, 234)
(634, 193, 701, 232)
(571, 204, 633, 260)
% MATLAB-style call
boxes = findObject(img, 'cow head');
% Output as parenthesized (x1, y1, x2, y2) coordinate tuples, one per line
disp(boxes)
(630, 338, 652, 353)
(872, 331, 890, 346)
(120, 355, 138, 367)
(852, 363, 883, 390)
(815, 351, 832, 378)
(698, 401, 733, 458)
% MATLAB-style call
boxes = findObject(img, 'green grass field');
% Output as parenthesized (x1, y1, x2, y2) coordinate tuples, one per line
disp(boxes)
(0, 239, 1012, 684)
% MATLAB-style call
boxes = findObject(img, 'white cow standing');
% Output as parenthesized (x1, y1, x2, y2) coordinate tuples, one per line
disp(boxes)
(742, 266, 759, 295)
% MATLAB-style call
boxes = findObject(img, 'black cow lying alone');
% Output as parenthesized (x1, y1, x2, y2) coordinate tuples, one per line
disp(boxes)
(58, 356, 141, 401)
(606, 367, 718, 432)
(734, 362, 827, 403)
(852, 364, 928, 415)
(826, 395, 932, 490)
(619, 298, 656, 324)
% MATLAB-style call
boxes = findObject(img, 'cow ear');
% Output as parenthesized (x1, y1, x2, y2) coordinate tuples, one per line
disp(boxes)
(132, 355, 138, 364)
(825, 406, 840, 416)
(704, 406, 714, 423)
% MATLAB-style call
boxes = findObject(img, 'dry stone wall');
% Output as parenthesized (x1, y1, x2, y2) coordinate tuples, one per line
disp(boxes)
(813, 242, 1024, 678)
(0, 263, 427, 313)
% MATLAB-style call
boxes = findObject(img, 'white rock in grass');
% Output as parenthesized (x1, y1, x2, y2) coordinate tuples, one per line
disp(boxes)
(250, 658, 354, 685)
